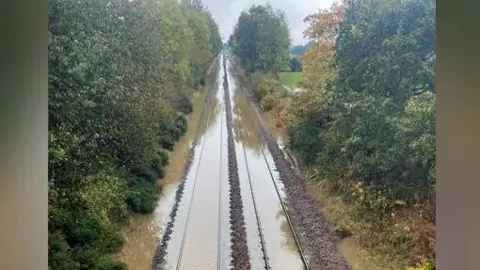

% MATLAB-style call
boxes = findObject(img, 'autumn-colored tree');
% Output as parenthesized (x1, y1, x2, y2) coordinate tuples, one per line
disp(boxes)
(299, 0, 347, 90)
(286, 0, 347, 163)
(286, 0, 436, 267)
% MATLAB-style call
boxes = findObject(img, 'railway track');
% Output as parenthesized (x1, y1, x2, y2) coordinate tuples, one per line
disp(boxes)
(152, 54, 227, 270)
(155, 52, 312, 270)
(152, 54, 220, 270)
(222, 53, 270, 270)
(223, 53, 310, 270)
(174, 66, 223, 270)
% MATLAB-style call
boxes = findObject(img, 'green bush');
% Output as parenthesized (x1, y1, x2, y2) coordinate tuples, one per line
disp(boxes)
(176, 95, 194, 115)
(150, 160, 165, 179)
(64, 209, 124, 253)
(287, 114, 325, 164)
(159, 133, 176, 150)
(48, 0, 221, 267)
(95, 256, 128, 270)
(150, 147, 170, 178)
(250, 73, 285, 111)
(157, 148, 170, 166)
(126, 178, 157, 213)
(131, 167, 158, 184)
(158, 114, 188, 150)
(251, 73, 274, 101)
(261, 94, 276, 111)
(405, 258, 435, 270)
(49, 232, 79, 270)
(48, 207, 126, 269)
(71, 246, 102, 268)
(173, 115, 188, 140)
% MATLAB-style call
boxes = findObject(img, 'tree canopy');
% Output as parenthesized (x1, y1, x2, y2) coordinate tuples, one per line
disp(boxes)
(290, 41, 314, 56)
(286, 0, 436, 267)
(290, 45, 306, 56)
(230, 5, 291, 74)
(290, 57, 302, 72)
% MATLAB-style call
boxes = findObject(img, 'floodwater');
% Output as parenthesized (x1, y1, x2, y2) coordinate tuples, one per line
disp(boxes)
(226, 56, 304, 270)
(116, 56, 221, 270)
(339, 238, 392, 270)
(118, 53, 304, 270)
(162, 54, 231, 270)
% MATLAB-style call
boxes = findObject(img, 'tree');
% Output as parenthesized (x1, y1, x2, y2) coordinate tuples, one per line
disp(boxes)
(286, 0, 436, 266)
(290, 45, 306, 56)
(231, 5, 291, 74)
(305, 40, 315, 50)
(290, 57, 302, 72)
(334, 0, 436, 107)
(299, 0, 347, 90)
(205, 13, 223, 56)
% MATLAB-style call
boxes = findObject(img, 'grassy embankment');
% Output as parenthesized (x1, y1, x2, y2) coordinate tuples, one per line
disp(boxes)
(279, 71, 302, 87)
(261, 86, 434, 270)
(259, 70, 434, 270)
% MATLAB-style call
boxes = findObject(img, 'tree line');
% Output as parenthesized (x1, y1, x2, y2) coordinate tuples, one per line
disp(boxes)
(290, 41, 314, 57)
(230, 0, 435, 268)
(48, 0, 221, 269)
(229, 5, 291, 75)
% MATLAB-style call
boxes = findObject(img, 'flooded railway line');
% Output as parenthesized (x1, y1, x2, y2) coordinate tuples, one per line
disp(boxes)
(225, 55, 308, 270)
(149, 52, 341, 270)
(227, 55, 351, 269)
(152, 54, 231, 270)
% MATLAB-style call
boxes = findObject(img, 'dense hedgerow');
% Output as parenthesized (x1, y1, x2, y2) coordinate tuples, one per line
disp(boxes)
(48, 0, 222, 268)
(286, 0, 436, 268)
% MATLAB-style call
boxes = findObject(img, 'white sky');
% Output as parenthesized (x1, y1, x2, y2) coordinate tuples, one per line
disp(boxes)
(201, 0, 334, 45)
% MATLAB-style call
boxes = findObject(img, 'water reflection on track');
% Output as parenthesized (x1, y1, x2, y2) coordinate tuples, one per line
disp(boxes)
(162, 54, 231, 270)
(226, 54, 307, 270)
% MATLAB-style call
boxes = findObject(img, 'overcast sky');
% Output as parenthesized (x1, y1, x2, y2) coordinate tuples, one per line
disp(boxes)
(201, 0, 334, 45)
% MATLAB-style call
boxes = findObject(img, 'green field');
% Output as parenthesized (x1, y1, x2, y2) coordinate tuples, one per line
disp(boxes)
(279, 71, 302, 87)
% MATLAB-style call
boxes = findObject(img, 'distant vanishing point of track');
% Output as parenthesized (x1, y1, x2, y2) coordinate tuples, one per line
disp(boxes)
(152, 51, 349, 270)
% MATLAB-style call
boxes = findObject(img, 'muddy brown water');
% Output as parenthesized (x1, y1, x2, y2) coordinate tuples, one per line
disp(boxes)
(115, 60, 220, 270)
(163, 54, 231, 270)
(117, 53, 305, 270)
(227, 57, 304, 270)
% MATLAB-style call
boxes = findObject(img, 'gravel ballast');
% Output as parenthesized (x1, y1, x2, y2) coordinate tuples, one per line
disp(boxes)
(228, 54, 351, 270)
(151, 56, 220, 270)
(223, 54, 252, 270)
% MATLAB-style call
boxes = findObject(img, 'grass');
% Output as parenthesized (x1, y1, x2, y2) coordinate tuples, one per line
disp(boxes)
(279, 71, 302, 87)
(304, 179, 396, 270)
(303, 175, 435, 270)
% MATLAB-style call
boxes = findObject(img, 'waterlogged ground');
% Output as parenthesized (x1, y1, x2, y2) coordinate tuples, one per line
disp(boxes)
(161, 54, 230, 270)
(227, 57, 304, 270)
(115, 75, 214, 270)
(117, 53, 353, 270)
